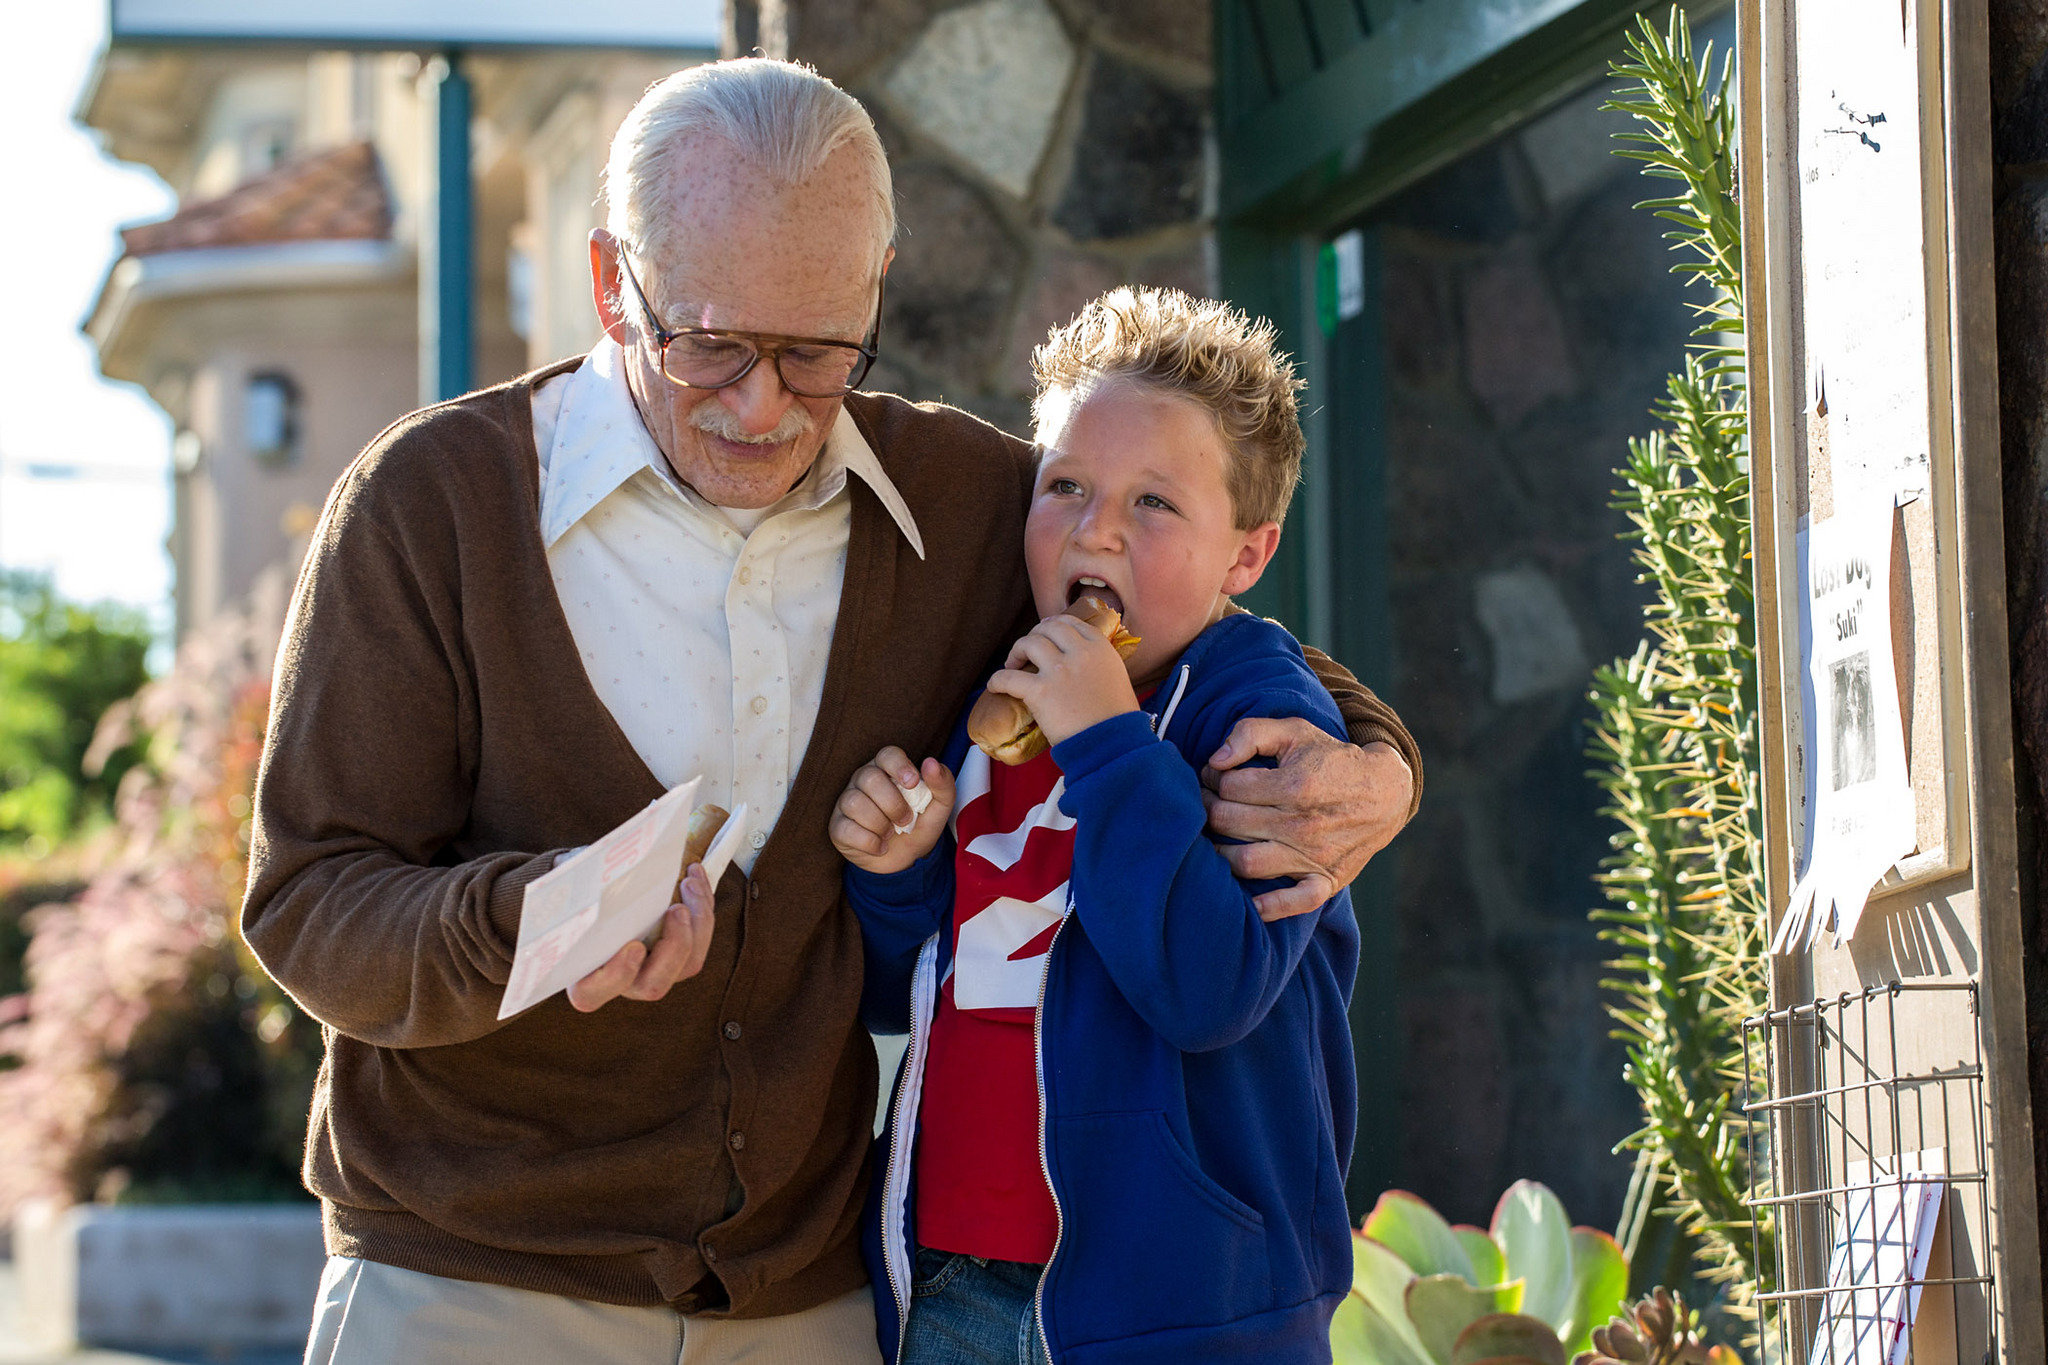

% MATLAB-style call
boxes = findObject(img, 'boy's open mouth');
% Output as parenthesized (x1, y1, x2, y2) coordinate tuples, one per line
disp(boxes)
(1066, 576, 1125, 616)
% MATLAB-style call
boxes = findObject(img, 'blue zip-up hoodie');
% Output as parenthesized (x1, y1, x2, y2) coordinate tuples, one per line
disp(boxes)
(848, 612, 1360, 1365)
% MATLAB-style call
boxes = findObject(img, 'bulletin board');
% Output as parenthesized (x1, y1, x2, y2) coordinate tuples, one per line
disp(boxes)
(1737, 0, 2043, 1355)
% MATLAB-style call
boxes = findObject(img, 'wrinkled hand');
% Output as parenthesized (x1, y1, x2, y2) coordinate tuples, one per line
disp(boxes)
(1201, 723, 1414, 921)
(986, 614, 1140, 748)
(831, 746, 957, 875)
(568, 862, 716, 1011)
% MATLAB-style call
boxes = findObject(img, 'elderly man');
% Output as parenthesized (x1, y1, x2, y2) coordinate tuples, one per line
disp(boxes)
(245, 57, 1417, 1365)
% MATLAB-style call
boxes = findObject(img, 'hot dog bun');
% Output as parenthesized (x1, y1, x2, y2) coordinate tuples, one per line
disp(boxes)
(646, 803, 731, 942)
(967, 596, 1140, 765)
(682, 804, 730, 868)
(967, 690, 1047, 765)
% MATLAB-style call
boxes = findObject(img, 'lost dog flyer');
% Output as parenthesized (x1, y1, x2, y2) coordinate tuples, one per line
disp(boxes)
(1774, 498, 1916, 953)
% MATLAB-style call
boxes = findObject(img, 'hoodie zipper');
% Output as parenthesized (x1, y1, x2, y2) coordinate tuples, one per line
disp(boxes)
(1030, 892, 1072, 1363)
(1033, 666, 1183, 1361)
(885, 936, 940, 1363)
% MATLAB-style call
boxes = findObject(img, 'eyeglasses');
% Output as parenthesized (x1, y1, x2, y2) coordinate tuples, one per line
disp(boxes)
(617, 252, 883, 399)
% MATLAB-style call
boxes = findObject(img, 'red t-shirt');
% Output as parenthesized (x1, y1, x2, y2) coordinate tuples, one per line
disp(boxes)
(913, 742, 1073, 1264)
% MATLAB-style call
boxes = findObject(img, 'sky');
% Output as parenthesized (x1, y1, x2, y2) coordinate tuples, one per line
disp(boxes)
(1, 4, 176, 625)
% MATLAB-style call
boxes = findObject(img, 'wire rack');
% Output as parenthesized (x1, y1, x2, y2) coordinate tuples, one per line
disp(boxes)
(1742, 981, 1995, 1365)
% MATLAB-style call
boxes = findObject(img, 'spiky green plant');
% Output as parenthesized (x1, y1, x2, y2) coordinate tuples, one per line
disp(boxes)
(1585, 9, 1772, 1317)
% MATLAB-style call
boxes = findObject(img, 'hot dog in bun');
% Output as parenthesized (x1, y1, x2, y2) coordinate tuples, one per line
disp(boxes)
(967, 596, 1141, 765)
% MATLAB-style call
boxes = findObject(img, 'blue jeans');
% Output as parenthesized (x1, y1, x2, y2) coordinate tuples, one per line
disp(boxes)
(900, 1246, 1052, 1365)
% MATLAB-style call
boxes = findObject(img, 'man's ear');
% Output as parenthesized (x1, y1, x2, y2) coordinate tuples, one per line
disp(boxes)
(590, 230, 633, 345)
(1221, 522, 1282, 596)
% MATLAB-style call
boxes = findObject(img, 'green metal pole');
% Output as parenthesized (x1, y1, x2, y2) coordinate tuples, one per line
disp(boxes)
(418, 51, 473, 404)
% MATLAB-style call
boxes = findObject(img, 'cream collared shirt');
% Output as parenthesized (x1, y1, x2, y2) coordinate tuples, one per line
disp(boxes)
(532, 340, 924, 872)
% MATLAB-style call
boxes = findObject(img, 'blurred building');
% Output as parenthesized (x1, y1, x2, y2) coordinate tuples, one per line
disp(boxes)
(80, 47, 691, 639)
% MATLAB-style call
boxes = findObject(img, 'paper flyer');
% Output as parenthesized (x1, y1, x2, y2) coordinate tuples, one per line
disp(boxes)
(1774, 499, 1916, 954)
(1794, 0, 1933, 506)
(498, 780, 749, 1019)
(1809, 1152, 1947, 1365)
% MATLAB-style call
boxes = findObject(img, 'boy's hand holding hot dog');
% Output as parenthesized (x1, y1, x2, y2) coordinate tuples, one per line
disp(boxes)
(831, 746, 958, 875)
(967, 596, 1143, 763)
(983, 610, 1140, 750)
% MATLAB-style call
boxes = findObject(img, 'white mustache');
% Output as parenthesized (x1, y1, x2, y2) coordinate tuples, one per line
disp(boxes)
(690, 401, 815, 446)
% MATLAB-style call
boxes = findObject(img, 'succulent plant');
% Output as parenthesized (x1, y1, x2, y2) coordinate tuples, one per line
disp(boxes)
(1574, 1287, 1741, 1365)
(1331, 1181, 1628, 1365)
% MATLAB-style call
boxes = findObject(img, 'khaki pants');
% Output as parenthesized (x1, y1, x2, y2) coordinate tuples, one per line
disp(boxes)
(303, 1256, 883, 1365)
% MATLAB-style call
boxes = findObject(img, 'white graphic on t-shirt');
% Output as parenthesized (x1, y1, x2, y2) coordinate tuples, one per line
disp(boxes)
(950, 748, 993, 832)
(962, 779, 1073, 872)
(953, 884, 1068, 1010)
(947, 747, 1074, 1011)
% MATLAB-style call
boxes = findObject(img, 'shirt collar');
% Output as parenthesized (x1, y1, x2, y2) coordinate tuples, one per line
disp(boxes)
(827, 405, 925, 560)
(539, 338, 923, 559)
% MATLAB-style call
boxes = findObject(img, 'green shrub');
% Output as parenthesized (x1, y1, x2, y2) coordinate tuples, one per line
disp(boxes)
(0, 577, 317, 1213)
(0, 572, 151, 850)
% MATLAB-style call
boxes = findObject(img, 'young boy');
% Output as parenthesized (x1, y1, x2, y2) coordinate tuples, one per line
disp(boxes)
(829, 287, 1358, 1364)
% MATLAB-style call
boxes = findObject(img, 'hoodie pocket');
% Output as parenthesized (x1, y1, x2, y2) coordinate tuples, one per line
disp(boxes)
(1049, 1111, 1272, 1341)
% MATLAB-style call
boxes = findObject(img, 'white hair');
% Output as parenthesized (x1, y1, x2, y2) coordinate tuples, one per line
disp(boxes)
(603, 58, 896, 269)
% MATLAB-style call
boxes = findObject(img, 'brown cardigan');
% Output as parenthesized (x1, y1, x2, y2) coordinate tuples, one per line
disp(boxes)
(243, 365, 1422, 1319)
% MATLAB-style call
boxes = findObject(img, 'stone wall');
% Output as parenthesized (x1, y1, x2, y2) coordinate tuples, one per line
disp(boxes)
(1366, 76, 1700, 1228)
(733, 0, 1213, 437)
(1987, 0, 2048, 1285)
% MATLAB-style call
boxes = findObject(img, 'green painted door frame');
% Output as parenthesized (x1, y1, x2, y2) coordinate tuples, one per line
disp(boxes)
(1219, 0, 1669, 230)
(1221, 0, 1683, 635)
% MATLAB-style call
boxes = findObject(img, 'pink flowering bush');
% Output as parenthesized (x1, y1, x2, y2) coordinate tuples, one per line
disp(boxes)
(0, 565, 319, 1217)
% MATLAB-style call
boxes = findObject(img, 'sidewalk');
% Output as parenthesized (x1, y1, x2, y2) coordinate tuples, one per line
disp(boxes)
(0, 1261, 297, 1365)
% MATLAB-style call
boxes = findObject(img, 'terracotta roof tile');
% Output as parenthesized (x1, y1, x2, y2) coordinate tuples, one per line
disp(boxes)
(121, 141, 391, 257)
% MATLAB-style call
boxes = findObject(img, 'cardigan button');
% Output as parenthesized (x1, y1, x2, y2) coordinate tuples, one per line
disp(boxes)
(723, 1020, 743, 1041)
(729, 1131, 746, 1151)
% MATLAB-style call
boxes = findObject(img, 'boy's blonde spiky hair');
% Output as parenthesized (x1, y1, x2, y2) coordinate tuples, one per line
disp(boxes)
(1029, 285, 1305, 529)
